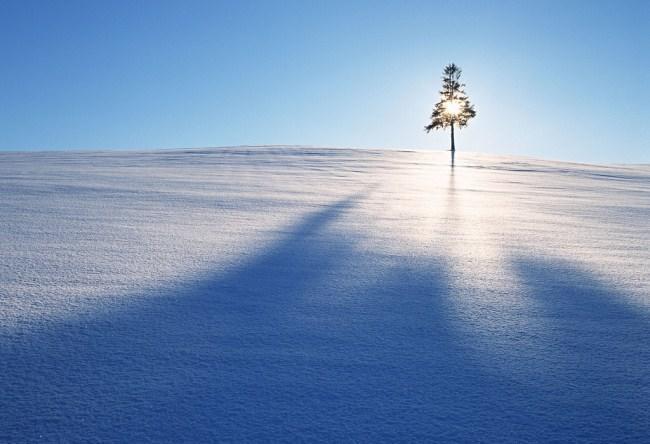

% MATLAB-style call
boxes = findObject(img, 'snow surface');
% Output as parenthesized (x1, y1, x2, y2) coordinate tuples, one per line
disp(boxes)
(1, 147, 649, 442)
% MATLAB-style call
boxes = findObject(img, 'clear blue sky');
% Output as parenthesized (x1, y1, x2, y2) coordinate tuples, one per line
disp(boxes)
(1, 0, 648, 162)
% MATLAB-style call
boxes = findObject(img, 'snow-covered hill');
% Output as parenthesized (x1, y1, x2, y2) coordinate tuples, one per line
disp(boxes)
(1, 147, 649, 442)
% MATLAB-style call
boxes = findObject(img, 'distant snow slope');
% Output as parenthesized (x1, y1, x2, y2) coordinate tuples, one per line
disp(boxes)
(1, 147, 649, 442)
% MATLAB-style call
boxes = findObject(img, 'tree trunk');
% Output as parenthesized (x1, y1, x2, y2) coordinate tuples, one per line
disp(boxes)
(450, 121, 456, 152)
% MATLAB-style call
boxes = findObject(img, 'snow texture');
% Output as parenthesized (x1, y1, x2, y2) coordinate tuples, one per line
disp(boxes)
(1, 147, 649, 442)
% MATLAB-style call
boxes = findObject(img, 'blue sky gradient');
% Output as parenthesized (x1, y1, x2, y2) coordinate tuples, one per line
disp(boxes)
(1, 0, 648, 162)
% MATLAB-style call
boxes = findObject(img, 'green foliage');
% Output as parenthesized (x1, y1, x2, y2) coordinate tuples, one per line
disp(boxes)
(425, 63, 476, 132)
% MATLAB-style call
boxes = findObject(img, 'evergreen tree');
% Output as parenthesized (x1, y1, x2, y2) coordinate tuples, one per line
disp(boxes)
(425, 63, 476, 152)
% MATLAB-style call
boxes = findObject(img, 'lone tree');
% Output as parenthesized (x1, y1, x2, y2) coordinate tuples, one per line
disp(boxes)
(425, 63, 476, 152)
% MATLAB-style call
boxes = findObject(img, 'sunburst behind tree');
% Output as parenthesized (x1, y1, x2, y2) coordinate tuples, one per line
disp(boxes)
(425, 63, 476, 152)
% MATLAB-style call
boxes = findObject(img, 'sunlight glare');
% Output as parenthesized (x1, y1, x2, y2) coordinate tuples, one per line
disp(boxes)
(444, 100, 461, 116)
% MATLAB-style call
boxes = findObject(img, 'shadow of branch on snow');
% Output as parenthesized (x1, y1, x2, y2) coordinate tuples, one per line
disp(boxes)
(509, 256, 650, 438)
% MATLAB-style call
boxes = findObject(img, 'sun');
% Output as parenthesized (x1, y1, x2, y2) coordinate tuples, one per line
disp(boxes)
(444, 100, 461, 116)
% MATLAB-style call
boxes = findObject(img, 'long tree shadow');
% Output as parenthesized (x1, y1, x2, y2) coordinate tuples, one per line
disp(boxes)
(1, 192, 370, 442)
(511, 256, 650, 441)
(0, 187, 543, 443)
(4, 187, 649, 442)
